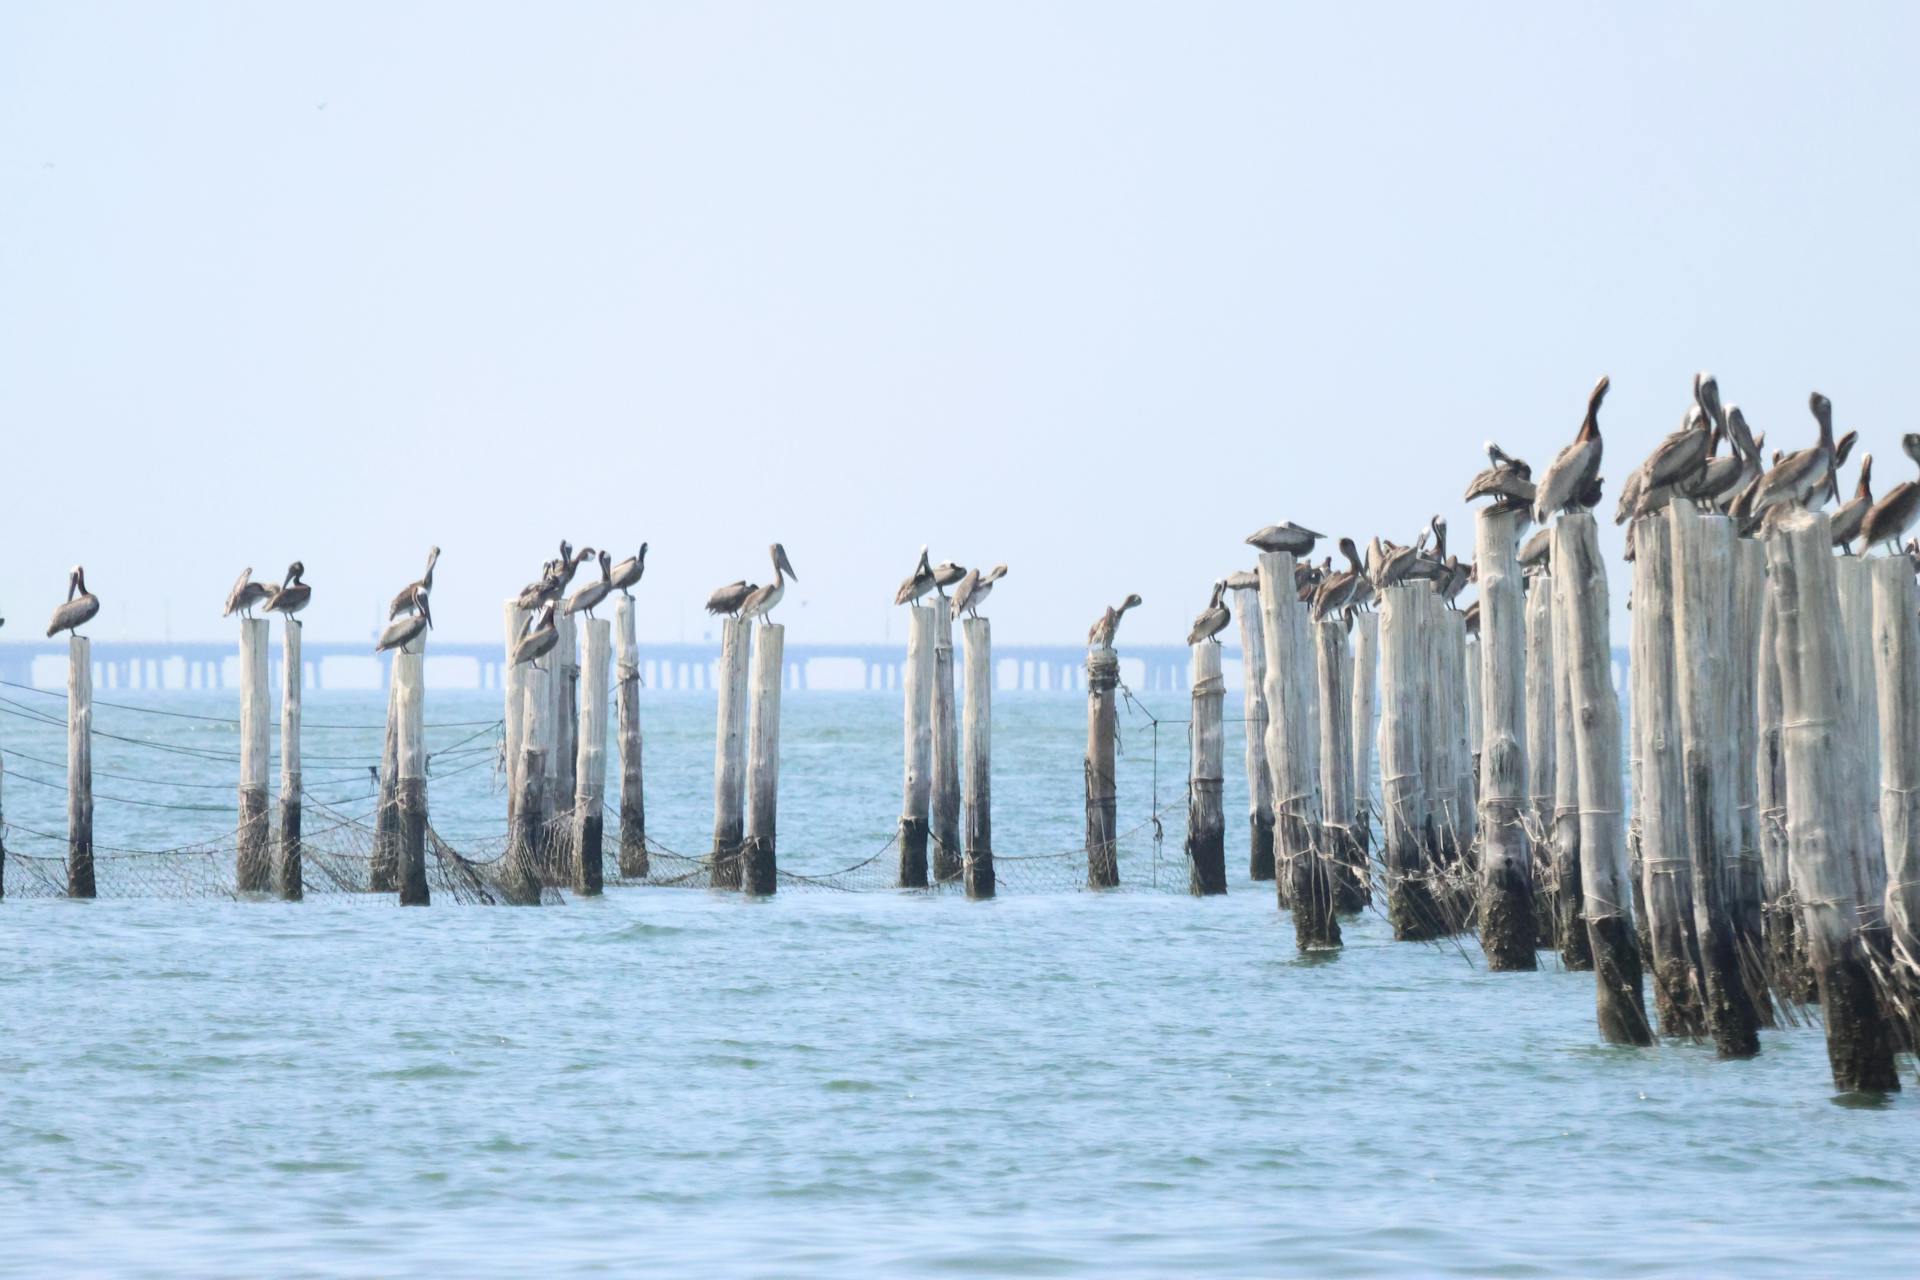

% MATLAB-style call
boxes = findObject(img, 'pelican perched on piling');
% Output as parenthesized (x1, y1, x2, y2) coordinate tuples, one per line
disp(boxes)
(1088, 593, 1142, 649)
(1830, 457, 1874, 553)
(951, 564, 1007, 620)
(263, 562, 311, 618)
(1860, 435, 1920, 553)
(46, 565, 99, 638)
(223, 567, 271, 619)
(388, 546, 440, 619)
(1369, 532, 1428, 593)
(376, 586, 433, 652)
(512, 602, 559, 667)
(1463, 442, 1535, 515)
(555, 543, 595, 591)
(1311, 538, 1366, 620)
(610, 544, 648, 597)
(932, 560, 967, 597)
(705, 580, 756, 618)
(517, 559, 562, 611)
(739, 544, 798, 623)
(1187, 580, 1231, 645)
(1518, 527, 1551, 573)
(1750, 392, 1840, 518)
(1617, 404, 1710, 524)
(566, 550, 613, 619)
(1223, 568, 1260, 592)
(894, 546, 935, 606)
(1533, 375, 1610, 524)
(1245, 521, 1323, 556)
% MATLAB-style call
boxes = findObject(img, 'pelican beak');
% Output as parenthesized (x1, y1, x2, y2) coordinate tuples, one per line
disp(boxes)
(421, 592, 434, 631)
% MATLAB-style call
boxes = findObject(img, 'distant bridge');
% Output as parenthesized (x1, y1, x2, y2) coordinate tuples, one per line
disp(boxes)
(0, 639, 1630, 697)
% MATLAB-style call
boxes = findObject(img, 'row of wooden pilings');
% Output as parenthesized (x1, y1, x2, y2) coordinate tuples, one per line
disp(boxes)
(897, 599, 995, 897)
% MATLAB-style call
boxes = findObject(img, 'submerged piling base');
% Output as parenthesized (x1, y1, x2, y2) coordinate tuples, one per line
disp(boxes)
(236, 785, 271, 893)
(1249, 814, 1275, 883)
(1588, 914, 1654, 1046)
(277, 784, 302, 902)
(1815, 947, 1901, 1092)
(397, 777, 428, 906)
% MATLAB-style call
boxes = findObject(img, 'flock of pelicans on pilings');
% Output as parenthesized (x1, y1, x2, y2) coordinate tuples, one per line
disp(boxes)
(20, 370, 1920, 1093)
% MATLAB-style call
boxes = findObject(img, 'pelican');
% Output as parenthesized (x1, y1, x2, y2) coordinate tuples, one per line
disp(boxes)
(1750, 392, 1839, 517)
(1678, 419, 1745, 510)
(1860, 435, 1920, 553)
(388, 546, 440, 619)
(376, 586, 433, 652)
(1223, 568, 1260, 592)
(1088, 593, 1142, 649)
(894, 545, 935, 606)
(1369, 532, 1429, 593)
(555, 543, 595, 591)
(517, 559, 562, 611)
(1463, 441, 1536, 512)
(952, 564, 1007, 620)
(1518, 527, 1551, 572)
(1245, 521, 1323, 556)
(1297, 557, 1328, 603)
(512, 602, 559, 667)
(223, 567, 271, 619)
(1187, 580, 1231, 645)
(565, 549, 613, 618)
(610, 544, 648, 597)
(1830, 456, 1874, 553)
(263, 562, 311, 617)
(932, 561, 967, 596)
(46, 565, 99, 638)
(705, 580, 756, 617)
(1310, 538, 1365, 620)
(738, 544, 798, 623)
(1533, 375, 1610, 524)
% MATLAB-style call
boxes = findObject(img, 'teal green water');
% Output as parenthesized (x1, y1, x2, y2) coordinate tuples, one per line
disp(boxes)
(1, 689, 1914, 1276)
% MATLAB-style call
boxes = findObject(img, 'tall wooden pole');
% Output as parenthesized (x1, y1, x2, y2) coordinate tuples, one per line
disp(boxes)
(503, 601, 528, 830)
(742, 622, 784, 896)
(236, 617, 271, 893)
(1476, 507, 1535, 968)
(931, 596, 962, 884)
(1870, 555, 1920, 1007)
(1523, 575, 1556, 947)
(549, 610, 578, 832)
(1756, 584, 1809, 999)
(277, 618, 303, 901)
(1548, 572, 1591, 969)
(1186, 640, 1227, 895)
(613, 596, 646, 879)
(67, 636, 93, 899)
(1835, 556, 1889, 914)
(1315, 617, 1363, 911)
(1235, 586, 1276, 882)
(1260, 551, 1338, 949)
(712, 616, 752, 889)
(395, 634, 428, 906)
(962, 616, 994, 899)
(900, 605, 934, 888)
(571, 618, 609, 896)
(1728, 537, 1769, 1017)
(1085, 644, 1120, 888)
(1766, 512, 1899, 1090)
(505, 653, 547, 905)
(1552, 512, 1652, 1046)
(1349, 609, 1379, 870)
(371, 676, 400, 893)
(1380, 583, 1439, 939)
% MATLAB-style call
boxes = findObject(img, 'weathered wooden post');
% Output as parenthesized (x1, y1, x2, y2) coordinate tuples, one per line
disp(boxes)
(1553, 512, 1652, 1046)
(1548, 574, 1591, 969)
(504, 652, 547, 905)
(962, 615, 994, 899)
(1476, 507, 1535, 968)
(712, 616, 752, 888)
(899, 605, 935, 888)
(1870, 555, 1920, 1009)
(277, 617, 303, 900)
(1669, 505, 1761, 1056)
(1465, 633, 1484, 788)
(503, 601, 528, 830)
(1085, 642, 1121, 888)
(1766, 512, 1899, 1090)
(549, 609, 579, 832)
(370, 678, 400, 893)
(394, 633, 428, 905)
(613, 596, 646, 879)
(931, 596, 962, 884)
(0, 693, 7, 898)
(1380, 583, 1438, 939)
(1523, 575, 1556, 945)
(1236, 584, 1276, 882)
(1315, 617, 1364, 911)
(1729, 537, 1768, 1015)
(1632, 514, 1706, 1037)
(1447, 607, 1477, 868)
(235, 617, 271, 893)
(571, 618, 609, 896)
(1260, 551, 1338, 949)
(1756, 587, 1809, 999)
(1350, 609, 1379, 866)
(67, 636, 93, 899)
(1835, 555, 1888, 913)
(742, 623, 784, 896)
(1186, 639, 1227, 895)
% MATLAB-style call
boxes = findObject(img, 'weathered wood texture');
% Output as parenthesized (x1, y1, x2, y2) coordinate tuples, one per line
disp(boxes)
(742, 623, 784, 896)
(1261, 551, 1338, 948)
(1186, 640, 1227, 895)
(1315, 617, 1365, 912)
(1547, 572, 1592, 969)
(1350, 609, 1379, 864)
(1870, 555, 1920, 1011)
(899, 605, 934, 888)
(1756, 582, 1810, 999)
(371, 677, 400, 893)
(1476, 508, 1536, 969)
(549, 610, 579, 827)
(277, 618, 303, 900)
(67, 636, 94, 898)
(711, 616, 752, 889)
(236, 618, 272, 893)
(1523, 576, 1556, 946)
(931, 596, 962, 884)
(1728, 537, 1768, 1019)
(503, 601, 528, 829)
(1380, 583, 1440, 939)
(395, 635, 428, 906)
(613, 596, 646, 879)
(1235, 586, 1277, 882)
(1085, 645, 1121, 888)
(962, 617, 994, 899)
(1835, 555, 1889, 915)
(571, 619, 609, 895)
(505, 653, 549, 905)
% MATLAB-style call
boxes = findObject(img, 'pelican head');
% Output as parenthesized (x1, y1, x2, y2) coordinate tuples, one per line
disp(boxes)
(285, 561, 304, 585)
(1904, 434, 1920, 467)
(68, 565, 84, 599)
(1119, 592, 1142, 611)
(1809, 392, 1833, 442)
(559, 539, 573, 564)
(1583, 374, 1610, 437)
(772, 543, 797, 582)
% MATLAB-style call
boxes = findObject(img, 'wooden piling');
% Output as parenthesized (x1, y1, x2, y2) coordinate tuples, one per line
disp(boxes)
(1260, 551, 1339, 949)
(1548, 572, 1592, 969)
(1350, 609, 1379, 870)
(1523, 575, 1557, 946)
(235, 617, 271, 893)
(1669, 506, 1762, 1055)
(1236, 586, 1277, 882)
(549, 609, 579, 830)
(67, 636, 93, 899)
(503, 601, 528, 830)
(1631, 514, 1706, 1037)
(712, 616, 752, 889)
(1766, 512, 1900, 1090)
(1085, 644, 1120, 888)
(900, 605, 935, 888)
(371, 677, 400, 893)
(1835, 556, 1889, 914)
(504, 653, 547, 906)
(1476, 507, 1536, 969)
(1315, 617, 1364, 911)
(742, 623, 784, 896)
(1380, 583, 1440, 939)
(571, 618, 609, 896)
(1756, 584, 1809, 999)
(613, 596, 646, 879)
(1729, 538, 1770, 1019)
(277, 618, 303, 900)
(1447, 607, 1477, 868)
(1870, 555, 1920, 1015)
(962, 616, 994, 899)
(394, 634, 428, 906)
(1553, 513, 1652, 1046)
(1186, 640, 1227, 895)
(931, 596, 962, 884)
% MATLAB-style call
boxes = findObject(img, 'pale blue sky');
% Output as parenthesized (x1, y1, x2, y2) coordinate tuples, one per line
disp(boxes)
(3, 1, 1915, 647)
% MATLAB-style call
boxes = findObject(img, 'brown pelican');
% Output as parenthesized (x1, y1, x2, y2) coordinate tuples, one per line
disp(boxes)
(738, 544, 798, 623)
(1830, 456, 1874, 553)
(46, 565, 99, 638)
(610, 544, 648, 597)
(517, 559, 562, 611)
(951, 564, 1007, 620)
(388, 546, 440, 619)
(375, 586, 433, 652)
(1187, 581, 1231, 644)
(1678, 419, 1746, 510)
(1533, 375, 1610, 524)
(512, 602, 559, 667)
(705, 580, 756, 618)
(1088, 593, 1142, 649)
(223, 567, 271, 619)
(1245, 521, 1323, 556)
(555, 543, 595, 591)
(1861, 435, 1920, 553)
(894, 546, 935, 606)
(263, 562, 311, 617)
(1518, 527, 1551, 572)
(1617, 404, 1710, 524)
(1369, 532, 1428, 593)
(1463, 441, 1536, 513)
(1310, 538, 1365, 620)
(932, 561, 967, 596)
(1440, 557, 1473, 607)
(1223, 568, 1260, 592)
(1295, 558, 1323, 596)
(565, 550, 613, 618)
(1751, 392, 1839, 517)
